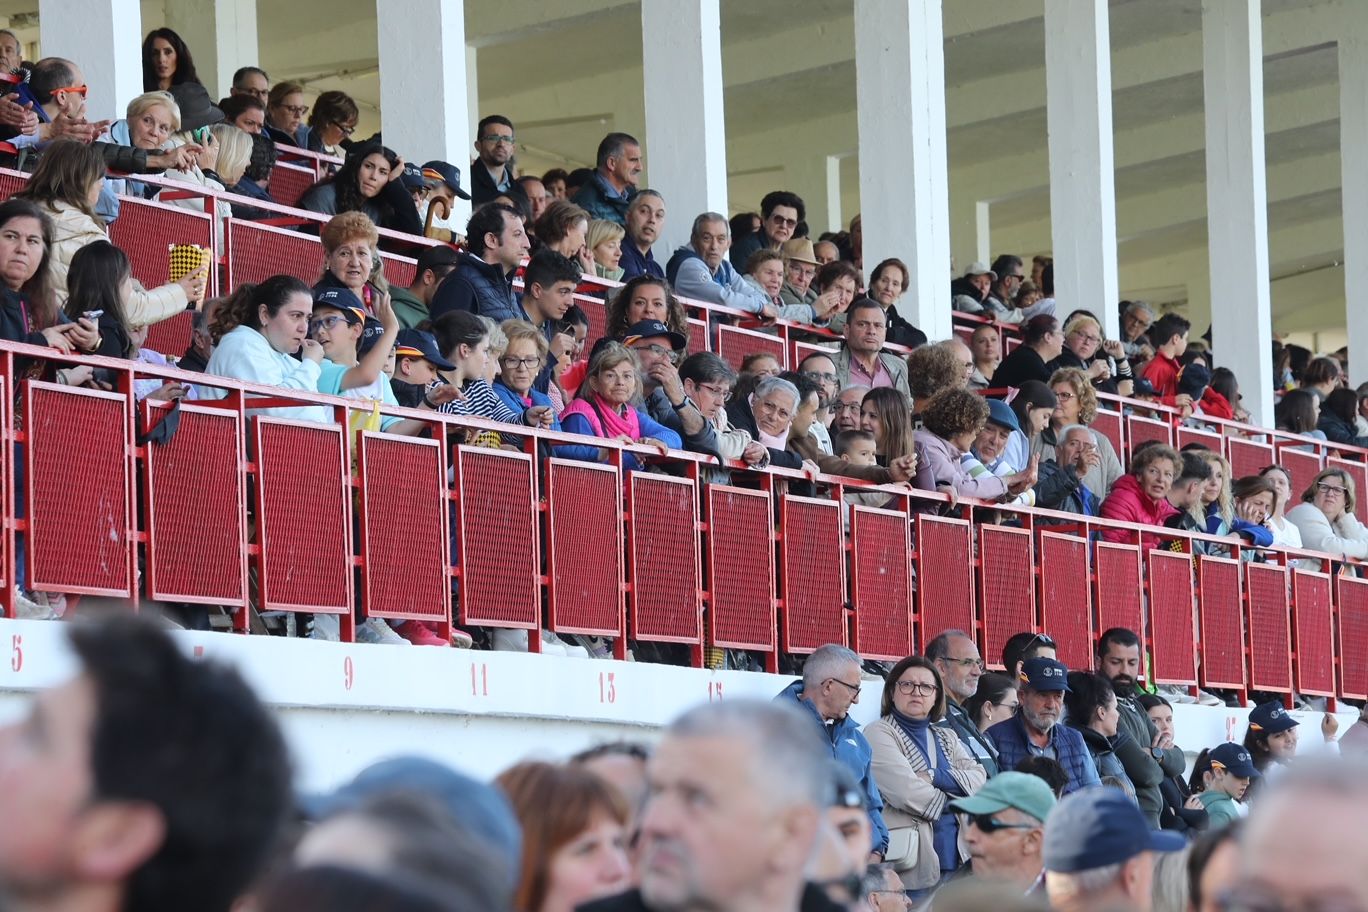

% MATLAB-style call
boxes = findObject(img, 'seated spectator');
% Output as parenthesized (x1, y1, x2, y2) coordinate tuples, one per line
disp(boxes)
(1301, 355, 1342, 401)
(860, 387, 916, 467)
(1189, 451, 1236, 546)
(1035, 425, 1102, 516)
(226, 132, 279, 219)
(1226, 475, 1276, 550)
(1139, 313, 1194, 409)
(778, 238, 820, 314)
(623, 319, 719, 459)
(1187, 743, 1259, 831)
(619, 189, 665, 280)
(389, 327, 454, 409)
(732, 351, 784, 403)
(1119, 301, 1156, 361)
(1099, 444, 1181, 550)
(1275, 388, 1326, 442)
(678, 352, 766, 474)
(948, 772, 1055, 893)
(1037, 367, 1123, 497)
(515, 249, 580, 393)
(1002, 380, 1057, 474)
(914, 388, 1036, 502)
(430, 310, 548, 439)
(493, 320, 562, 432)
(725, 374, 808, 471)
(1063, 671, 1150, 793)
(605, 274, 690, 341)
(430, 202, 530, 323)
(990, 314, 1063, 389)
(742, 249, 789, 315)
(541, 168, 568, 199)
(315, 211, 382, 307)
(469, 115, 525, 208)
(588, 218, 625, 281)
(549, 305, 589, 410)
(496, 762, 632, 912)
(969, 324, 1001, 390)
(799, 259, 862, 328)
(559, 341, 680, 472)
(1137, 694, 1208, 834)
(1259, 465, 1303, 549)
(864, 656, 986, 894)
(304, 89, 358, 158)
(572, 132, 641, 225)
(390, 245, 458, 330)
(835, 430, 904, 514)
(1287, 467, 1368, 560)
(982, 254, 1047, 323)
(817, 235, 842, 265)
(833, 258, 925, 348)
(785, 373, 914, 487)
(208, 123, 253, 192)
(219, 93, 265, 134)
(950, 261, 995, 315)
(160, 123, 250, 248)
(665, 212, 774, 317)
(478, 315, 508, 385)
(729, 189, 803, 270)
(517, 174, 549, 224)
(965, 399, 1034, 505)
(797, 351, 841, 452)
(939, 337, 976, 388)
(907, 341, 966, 406)
(265, 81, 309, 146)
(1002, 632, 1058, 681)
(1318, 386, 1368, 447)
(98, 89, 186, 203)
(832, 385, 868, 433)
(142, 27, 199, 91)
(963, 672, 1019, 734)
(1162, 451, 1216, 554)
(834, 299, 910, 396)
(1046, 312, 1134, 396)
(535, 199, 594, 274)
(298, 141, 422, 236)
(17, 140, 204, 323)
(926, 630, 1000, 777)
(417, 160, 472, 243)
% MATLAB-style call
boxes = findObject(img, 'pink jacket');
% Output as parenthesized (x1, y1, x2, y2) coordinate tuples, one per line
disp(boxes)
(1099, 474, 1178, 549)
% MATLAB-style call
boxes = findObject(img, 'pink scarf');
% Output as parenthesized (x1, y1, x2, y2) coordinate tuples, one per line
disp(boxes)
(749, 393, 789, 448)
(562, 394, 642, 440)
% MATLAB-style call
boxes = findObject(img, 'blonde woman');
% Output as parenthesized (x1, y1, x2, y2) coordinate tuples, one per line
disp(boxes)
(586, 219, 624, 281)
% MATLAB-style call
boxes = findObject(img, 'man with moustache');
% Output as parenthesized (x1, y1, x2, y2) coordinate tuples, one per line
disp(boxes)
(986, 657, 1100, 796)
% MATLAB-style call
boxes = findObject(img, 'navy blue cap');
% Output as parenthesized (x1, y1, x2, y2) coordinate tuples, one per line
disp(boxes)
(395, 328, 456, 371)
(1178, 362, 1212, 399)
(422, 160, 472, 200)
(986, 398, 1020, 433)
(622, 319, 686, 352)
(1132, 377, 1160, 397)
(1043, 788, 1184, 872)
(400, 162, 427, 192)
(1019, 656, 1071, 692)
(1209, 742, 1261, 779)
(1248, 700, 1299, 735)
(312, 287, 365, 325)
(357, 317, 386, 357)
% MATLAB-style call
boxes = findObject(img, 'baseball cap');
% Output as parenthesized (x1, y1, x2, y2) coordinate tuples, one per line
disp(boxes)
(416, 244, 461, 278)
(964, 261, 998, 280)
(622, 319, 686, 353)
(1178, 362, 1212, 399)
(312, 287, 365, 325)
(1247, 700, 1299, 735)
(1043, 788, 1184, 873)
(400, 162, 427, 192)
(395, 328, 456, 371)
(985, 398, 1020, 433)
(1131, 377, 1160, 397)
(357, 317, 386, 356)
(1208, 742, 1261, 779)
(950, 771, 1055, 824)
(422, 160, 473, 200)
(1019, 656, 1071, 692)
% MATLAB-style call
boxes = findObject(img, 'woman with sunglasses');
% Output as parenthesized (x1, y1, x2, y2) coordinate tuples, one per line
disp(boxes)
(865, 656, 986, 896)
(1286, 467, 1368, 561)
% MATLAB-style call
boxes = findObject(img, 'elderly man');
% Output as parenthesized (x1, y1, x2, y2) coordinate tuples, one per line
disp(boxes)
(780, 238, 821, 314)
(583, 699, 839, 912)
(987, 657, 1101, 795)
(0, 28, 22, 72)
(1042, 789, 1183, 912)
(1033, 425, 1101, 516)
(950, 771, 1056, 891)
(573, 132, 642, 224)
(623, 319, 720, 460)
(833, 300, 910, 397)
(730, 190, 805, 269)
(927, 629, 999, 776)
(621, 190, 666, 280)
(1119, 300, 1156, 361)
(776, 644, 889, 862)
(833, 385, 868, 433)
(938, 337, 975, 388)
(666, 213, 775, 317)
(814, 239, 841, 265)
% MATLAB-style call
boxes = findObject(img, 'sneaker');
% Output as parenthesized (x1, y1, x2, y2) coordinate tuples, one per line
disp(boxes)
(33, 590, 66, 619)
(450, 628, 474, 649)
(356, 618, 410, 646)
(309, 613, 340, 641)
(492, 627, 532, 652)
(11, 586, 54, 620)
(394, 620, 447, 647)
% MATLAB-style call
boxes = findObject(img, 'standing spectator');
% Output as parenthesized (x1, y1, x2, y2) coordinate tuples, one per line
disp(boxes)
(969, 324, 1001, 390)
(430, 203, 530, 322)
(990, 315, 1064, 389)
(914, 388, 1036, 502)
(142, 27, 199, 91)
(860, 387, 916, 466)
(729, 190, 804, 269)
(0, 28, 21, 73)
(1002, 632, 1058, 681)
(779, 238, 820, 313)
(775, 644, 889, 862)
(1258, 464, 1303, 550)
(1035, 368, 1123, 497)
(558, 342, 680, 473)
(573, 132, 642, 225)
(624, 319, 719, 459)
(469, 114, 526, 208)
(518, 174, 550, 223)
(535, 199, 594, 275)
(1139, 313, 1194, 409)
(1099, 444, 1181, 550)
(1301, 355, 1343, 401)
(1063, 671, 1156, 794)
(987, 657, 1102, 796)
(1137, 694, 1208, 834)
(665, 212, 775, 317)
(304, 90, 358, 158)
(949, 772, 1055, 891)
(298, 141, 422, 236)
(834, 299, 910, 395)
(390, 245, 459, 329)
(588, 218, 625, 282)
(1286, 467, 1368, 560)
(964, 673, 1020, 734)
(864, 656, 986, 895)
(265, 81, 309, 146)
(619, 190, 665, 280)
(927, 630, 1001, 777)
(832, 258, 925, 348)
(1188, 743, 1259, 830)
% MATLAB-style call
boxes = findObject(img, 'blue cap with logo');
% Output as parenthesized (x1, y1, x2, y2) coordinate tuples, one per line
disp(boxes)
(1248, 700, 1299, 735)
(422, 160, 473, 200)
(1019, 656, 1071, 692)
(312, 287, 365, 325)
(395, 328, 456, 372)
(1043, 788, 1184, 873)
(1208, 742, 1261, 779)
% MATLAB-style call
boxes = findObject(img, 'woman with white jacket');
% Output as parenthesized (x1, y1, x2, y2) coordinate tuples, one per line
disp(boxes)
(1286, 467, 1368, 561)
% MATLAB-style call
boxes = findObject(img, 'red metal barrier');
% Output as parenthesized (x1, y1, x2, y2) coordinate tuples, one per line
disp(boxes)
(379, 252, 418, 290)
(1277, 445, 1324, 505)
(269, 163, 316, 207)
(1037, 531, 1092, 670)
(915, 515, 974, 655)
(627, 473, 703, 647)
(357, 433, 450, 633)
(578, 296, 609, 356)
(226, 218, 322, 288)
(145, 311, 194, 360)
(1227, 437, 1275, 482)
(1291, 569, 1335, 698)
(109, 196, 216, 294)
(1092, 410, 1124, 464)
(849, 506, 913, 661)
(1329, 457, 1368, 526)
(1245, 562, 1293, 693)
(687, 318, 709, 356)
(143, 402, 248, 609)
(1147, 550, 1198, 685)
(1127, 414, 1173, 452)
(780, 495, 847, 652)
(1337, 575, 1368, 700)
(716, 325, 788, 373)
(1176, 426, 1223, 453)
(1095, 542, 1144, 652)
(1196, 556, 1245, 690)
(545, 459, 624, 640)
(978, 525, 1036, 671)
(706, 485, 777, 659)
(453, 446, 539, 631)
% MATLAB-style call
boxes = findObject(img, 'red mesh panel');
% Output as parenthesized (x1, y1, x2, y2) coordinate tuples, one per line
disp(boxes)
(227, 219, 322, 287)
(1147, 551, 1197, 685)
(1091, 410, 1123, 462)
(269, 163, 316, 207)
(1037, 532, 1092, 670)
(144, 403, 247, 605)
(1337, 576, 1368, 699)
(716, 325, 787, 373)
(850, 506, 912, 661)
(793, 341, 839, 368)
(359, 434, 449, 623)
(1005, 335, 1022, 354)
(546, 460, 623, 637)
(780, 495, 846, 652)
(1228, 437, 1275, 482)
(110, 197, 214, 291)
(254, 418, 351, 612)
(1277, 446, 1324, 507)
(1127, 415, 1172, 456)
(1245, 563, 1292, 692)
(577, 296, 608, 356)
(687, 318, 709, 355)
(628, 473, 702, 643)
(706, 486, 776, 652)
(1176, 427, 1223, 452)
(454, 447, 538, 628)
(25, 384, 132, 596)
(979, 525, 1035, 669)
(914, 516, 974, 653)
(1328, 457, 1368, 526)
(1094, 543, 1143, 652)
(379, 252, 417, 289)
(1291, 570, 1335, 697)
(1196, 557, 1245, 690)
(144, 311, 193, 359)
(0, 167, 29, 198)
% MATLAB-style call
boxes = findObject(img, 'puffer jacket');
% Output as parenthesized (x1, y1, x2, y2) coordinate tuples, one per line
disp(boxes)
(1099, 473, 1179, 550)
(429, 250, 523, 324)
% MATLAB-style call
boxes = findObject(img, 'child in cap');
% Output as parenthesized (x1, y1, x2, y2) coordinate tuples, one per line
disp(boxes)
(390, 328, 457, 409)
(1191, 742, 1260, 828)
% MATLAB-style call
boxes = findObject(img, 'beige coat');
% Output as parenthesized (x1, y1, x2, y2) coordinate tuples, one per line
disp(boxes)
(864, 716, 986, 890)
(45, 201, 189, 327)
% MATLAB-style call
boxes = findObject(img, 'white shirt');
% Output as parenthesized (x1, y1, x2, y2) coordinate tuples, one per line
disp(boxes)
(203, 325, 329, 424)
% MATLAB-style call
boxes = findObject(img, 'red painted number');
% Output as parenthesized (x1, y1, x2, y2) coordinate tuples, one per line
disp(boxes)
(599, 671, 616, 704)
(343, 656, 354, 692)
(471, 663, 489, 697)
(708, 680, 724, 702)
(9, 634, 20, 673)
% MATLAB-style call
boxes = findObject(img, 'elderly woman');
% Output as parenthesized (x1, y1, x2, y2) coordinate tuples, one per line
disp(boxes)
(1287, 467, 1368, 561)
(493, 320, 562, 429)
(266, 81, 309, 147)
(298, 141, 422, 237)
(587, 219, 624, 282)
(314, 211, 385, 309)
(101, 90, 184, 201)
(1033, 368, 1124, 497)
(304, 90, 359, 159)
(864, 656, 985, 894)
(535, 200, 594, 275)
(1046, 312, 1133, 396)
(806, 260, 862, 329)
(559, 342, 680, 473)
(725, 374, 811, 471)
(1099, 444, 1181, 550)
(913, 388, 1036, 501)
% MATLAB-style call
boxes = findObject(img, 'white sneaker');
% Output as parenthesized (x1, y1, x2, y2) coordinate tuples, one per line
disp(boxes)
(309, 613, 340, 641)
(11, 586, 54, 620)
(492, 627, 532, 652)
(33, 590, 66, 618)
(356, 618, 410, 645)
(543, 630, 589, 659)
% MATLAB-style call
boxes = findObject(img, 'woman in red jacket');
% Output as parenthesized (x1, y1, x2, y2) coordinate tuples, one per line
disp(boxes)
(1099, 443, 1181, 551)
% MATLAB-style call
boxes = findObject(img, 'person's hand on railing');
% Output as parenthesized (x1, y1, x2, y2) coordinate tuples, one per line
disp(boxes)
(937, 484, 959, 508)
(0, 96, 37, 135)
(54, 364, 94, 387)
(1323, 712, 1340, 742)
(758, 301, 779, 322)
(800, 459, 821, 480)
(741, 440, 768, 467)
(638, 437, 671, 456)
(40, 325, 77, 353)
(176, 262, 208, 306)
(299, 339, 324, 364)
(887, 453, 918, 482)
(599, 434, 635, 462)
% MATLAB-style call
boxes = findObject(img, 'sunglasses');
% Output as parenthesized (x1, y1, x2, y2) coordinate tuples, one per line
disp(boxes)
(971, 813, 1036, 834)
(53, 84, 88, 97)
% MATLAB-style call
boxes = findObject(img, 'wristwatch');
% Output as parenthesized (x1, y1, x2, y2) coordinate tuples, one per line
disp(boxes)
(671, 396, 696, 413)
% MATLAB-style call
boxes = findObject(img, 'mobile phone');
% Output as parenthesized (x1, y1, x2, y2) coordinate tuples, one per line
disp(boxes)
(82, 309, 103, 320)
(192, 126, 209, 145)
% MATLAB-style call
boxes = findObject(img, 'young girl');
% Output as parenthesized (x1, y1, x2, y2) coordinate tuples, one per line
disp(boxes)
(1002, 380, 1057, 473)
(1188, 743, 1260, 829)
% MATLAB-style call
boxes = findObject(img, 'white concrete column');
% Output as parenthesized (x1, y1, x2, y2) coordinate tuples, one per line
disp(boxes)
(38, 0, 141, 122)
(1340, 4, 1368, 385)
(377, 0, 472, 226)
(855, 0, 952, 341)
(641, 0, 728, 255)
(466, 44, 480, 143)
(164, 0, 258, 100)
(785, 154, 843, 236)
(975, 201, 992, 267)
(1203, 0, 1274, 426)
(1044, 0, 1120, 340)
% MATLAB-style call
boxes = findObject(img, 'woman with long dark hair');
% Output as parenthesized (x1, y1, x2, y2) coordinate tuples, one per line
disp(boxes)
(142, 28, 200, 92)
(298, 141, 422, 236)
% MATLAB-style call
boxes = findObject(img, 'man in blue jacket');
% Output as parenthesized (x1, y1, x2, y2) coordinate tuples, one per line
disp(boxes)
(987, 657, 1101, 795)
(572, 132, 641, 225)
(774, 644, 889, 861)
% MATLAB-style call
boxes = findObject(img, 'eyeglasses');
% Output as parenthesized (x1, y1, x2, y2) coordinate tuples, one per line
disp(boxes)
(480, 134, 516, 145)
(1054, 391, 1076, 401)
(280, 104, 309, 117)
(895, 680, 938, 696)
(756, 400, 793, 422)
(697, 383, 733, 401)
(1072, 332, 1102, 345)
(1024, 633, 1057, 653)
(52, 84, 87, 97)
(942, 657, 986, 671)
(500, 356, 540, 369)
(308, 315, 347, 334)
(769, 215, 798, 228)
(826, 678, 862, 695)
(334, 121, 356, 137)
(802, 371, 838, 384)
(1318, 482, 1348, 498)
(970, 813, 1037, 834)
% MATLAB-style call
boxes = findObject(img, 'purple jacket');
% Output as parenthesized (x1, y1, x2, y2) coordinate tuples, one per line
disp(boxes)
(913, 430, 1008, 500)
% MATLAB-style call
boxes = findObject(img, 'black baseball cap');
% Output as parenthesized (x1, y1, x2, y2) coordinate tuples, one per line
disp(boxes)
(622, 319, 686, 352)
(1247, 700, 1299, 735)
(1019, 656, 1071, 692)
(395, 328, 456, 371)
(1208, 742, 1261, 779)
(415, 245, 461, 277)
(1043, 788, 1184, 873)
(357, 317, 386, 356)
(422, 160, 472, 200)
(1132, 377, 1160, 397)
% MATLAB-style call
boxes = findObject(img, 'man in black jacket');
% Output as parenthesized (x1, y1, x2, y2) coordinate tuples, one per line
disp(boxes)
(1034, 425, 1101, 517)
(468, 114, 527, 209)
(429, 203, 529, 322)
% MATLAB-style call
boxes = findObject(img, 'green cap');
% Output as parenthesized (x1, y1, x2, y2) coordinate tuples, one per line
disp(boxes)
(948, 771, 1056, 825)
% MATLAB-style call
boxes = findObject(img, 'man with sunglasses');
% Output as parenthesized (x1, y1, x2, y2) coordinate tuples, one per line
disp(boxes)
(950, 771, 1056, 892)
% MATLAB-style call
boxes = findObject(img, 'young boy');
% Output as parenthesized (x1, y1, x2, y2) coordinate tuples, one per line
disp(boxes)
(1140, 312, 1193, 410)
(834, 429, 896, 516)
(1197, 742, 1260, 828)
(389, 328, 455, 408)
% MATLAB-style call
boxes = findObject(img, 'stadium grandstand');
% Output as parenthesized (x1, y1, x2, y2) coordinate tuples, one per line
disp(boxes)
(0, 2, 1366, 911)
